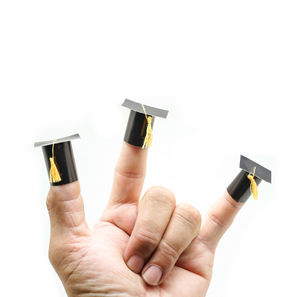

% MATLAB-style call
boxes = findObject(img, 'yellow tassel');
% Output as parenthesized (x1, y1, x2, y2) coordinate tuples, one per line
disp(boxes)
(49, 143, 61, 183)
(247, 171, 258, 200)
(141, 104, 153, 149)
(142, 116, 153, 149)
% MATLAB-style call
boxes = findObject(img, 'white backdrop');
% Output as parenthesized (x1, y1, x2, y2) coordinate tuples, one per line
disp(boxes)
(0, 1, 299, 296)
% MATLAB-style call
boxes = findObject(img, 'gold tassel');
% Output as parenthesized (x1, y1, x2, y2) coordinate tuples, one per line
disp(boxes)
(142, 104, 153, 149)
(49, 142, 61, 183)
(247, 167, 258, 200)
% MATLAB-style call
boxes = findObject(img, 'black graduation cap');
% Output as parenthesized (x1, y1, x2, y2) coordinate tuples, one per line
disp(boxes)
(34, 134, 80, 186)
(227, 155, 272, 202)
(122, 99, 169, 148)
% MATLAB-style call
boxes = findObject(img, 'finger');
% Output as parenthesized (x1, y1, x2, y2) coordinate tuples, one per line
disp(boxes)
(123, 186, 176, 274)
(108, 142, 148, 206)
(174, 191, 243, 282)
(174, 234, 215, 283)
(199, 191, 243, 251)
(101, 142, 148, 234)
(141, 203, 201, 286)
(46, 181, 88, 236)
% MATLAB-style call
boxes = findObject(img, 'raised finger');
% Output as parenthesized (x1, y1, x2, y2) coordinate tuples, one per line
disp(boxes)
(47, 181, 88, 235)
(174, 192, 243, 282)
(199, 191, 243, 251)
(108, 142, 148, 206)
(101, 142, 148, 233)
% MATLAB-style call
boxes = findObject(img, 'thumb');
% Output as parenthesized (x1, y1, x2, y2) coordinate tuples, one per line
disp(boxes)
(46, 181, 88, 235)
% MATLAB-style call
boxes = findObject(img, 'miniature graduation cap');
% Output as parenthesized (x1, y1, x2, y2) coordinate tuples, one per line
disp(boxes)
(122, 99, 169, 148)
(227, 155, 271, 202)
(34, 134, 80, 186)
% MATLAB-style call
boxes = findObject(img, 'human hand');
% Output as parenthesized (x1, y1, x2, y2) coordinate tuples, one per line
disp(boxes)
(47, 142, 243, 297)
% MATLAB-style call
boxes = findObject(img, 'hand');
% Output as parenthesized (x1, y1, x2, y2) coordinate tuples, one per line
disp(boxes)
(47, 142, 243, 297)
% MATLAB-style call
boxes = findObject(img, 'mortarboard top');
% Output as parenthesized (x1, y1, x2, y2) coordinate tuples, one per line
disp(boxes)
(34, 133, 80, 147)
(122, 99, 169, 118)
(227, 155, 272, 202)
(240, 155, 272, 183)
(122, 99, 169, 148)
(34, 134, 80, 186)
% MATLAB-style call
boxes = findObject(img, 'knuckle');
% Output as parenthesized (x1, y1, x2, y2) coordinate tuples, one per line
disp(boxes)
(48, 237, 83, 269)
(175, 203, 201, 228)
(47, 193, 83, 220)
(134, 229, 160, 250)
(145, 186, 176, 207)
(46, 191, 55, 212)
(207, 211, 227, 229)
(158, 240, 179, 262)
(48, 242, 65, 268)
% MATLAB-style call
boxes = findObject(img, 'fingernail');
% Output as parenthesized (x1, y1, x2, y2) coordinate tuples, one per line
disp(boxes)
(127, 255, 144, 273)
(142, 265, 162, 286)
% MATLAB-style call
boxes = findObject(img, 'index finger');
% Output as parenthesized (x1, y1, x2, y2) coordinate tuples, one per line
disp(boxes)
(100, 142, 148, 234)
(109, 142, 148, 206)
(106, 99, 169, 206)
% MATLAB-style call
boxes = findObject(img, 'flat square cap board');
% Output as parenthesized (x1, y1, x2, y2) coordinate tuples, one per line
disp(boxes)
(122, 99, 169, 118)
(240, 155, 272, 183)
(34, 133, 80, 147)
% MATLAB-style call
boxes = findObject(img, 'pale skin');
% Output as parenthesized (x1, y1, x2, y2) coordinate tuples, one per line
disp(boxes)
(47, 142, 243, 297)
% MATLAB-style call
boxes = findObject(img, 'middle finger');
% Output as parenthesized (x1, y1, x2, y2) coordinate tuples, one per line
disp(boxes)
(123, 186, 176, 274)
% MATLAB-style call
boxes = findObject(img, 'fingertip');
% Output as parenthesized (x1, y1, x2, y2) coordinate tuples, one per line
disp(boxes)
(142, 265, 163, 286)
(126, 255, 145, 274)
(144, 186, 176, 207)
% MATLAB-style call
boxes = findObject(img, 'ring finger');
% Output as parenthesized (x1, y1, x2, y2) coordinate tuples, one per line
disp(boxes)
(141, 203, 201, 286)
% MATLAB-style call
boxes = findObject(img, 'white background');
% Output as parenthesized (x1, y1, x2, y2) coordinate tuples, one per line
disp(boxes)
(0, 1, 299, 296)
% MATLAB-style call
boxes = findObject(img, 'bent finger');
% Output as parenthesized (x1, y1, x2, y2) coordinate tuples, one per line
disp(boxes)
(142, 203, 201, 286)
(123, 186, 176, 274)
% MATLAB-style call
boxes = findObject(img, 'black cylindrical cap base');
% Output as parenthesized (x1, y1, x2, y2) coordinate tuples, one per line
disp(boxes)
(42, 141, 78, 186)
(227, 170, 261, 202)
(124, 110, 154, 147)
